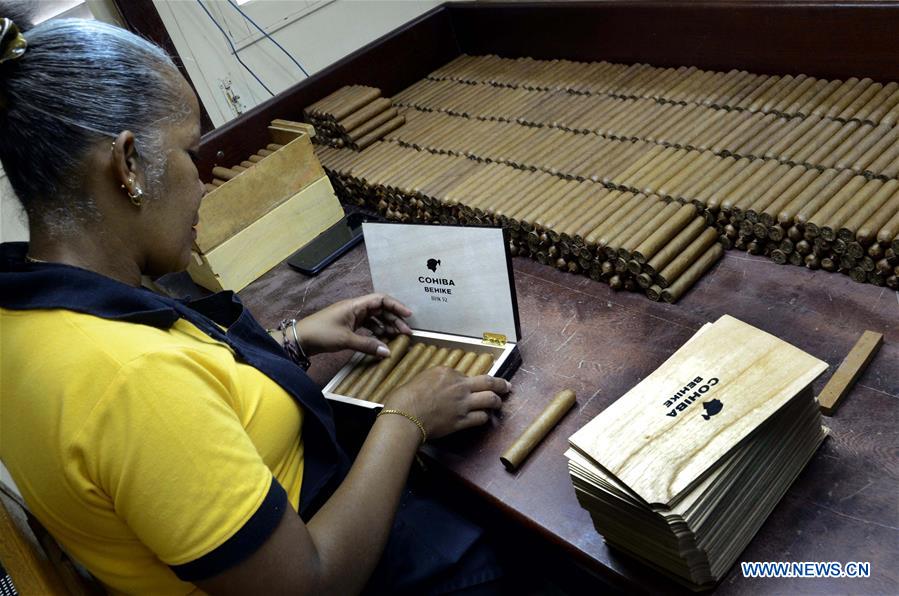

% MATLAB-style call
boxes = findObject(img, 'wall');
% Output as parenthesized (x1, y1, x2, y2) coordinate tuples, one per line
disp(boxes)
(0, 0, 442, 243)
(156, 0, 442, 128)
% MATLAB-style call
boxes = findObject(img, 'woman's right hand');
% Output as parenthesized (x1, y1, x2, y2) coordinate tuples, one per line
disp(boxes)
(385, 367, 511, 440)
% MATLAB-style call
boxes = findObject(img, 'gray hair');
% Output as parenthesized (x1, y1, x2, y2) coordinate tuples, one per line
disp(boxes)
(0, 15, 190, 236)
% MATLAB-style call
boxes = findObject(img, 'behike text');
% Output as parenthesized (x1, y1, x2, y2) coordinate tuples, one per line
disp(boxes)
(663, 376, 719, 417)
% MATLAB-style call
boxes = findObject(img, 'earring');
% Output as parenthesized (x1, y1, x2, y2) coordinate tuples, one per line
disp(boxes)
(122, 175, 143, 207)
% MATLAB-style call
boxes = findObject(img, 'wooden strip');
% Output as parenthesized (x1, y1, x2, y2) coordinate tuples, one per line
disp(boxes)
(818, 331, 884, 415)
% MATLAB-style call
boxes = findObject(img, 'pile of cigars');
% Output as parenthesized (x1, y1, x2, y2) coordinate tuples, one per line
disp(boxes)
(566, 315, 828, 589)
(309, 53, 899, 302)
(304, 85, 405, 150)
(202, 118, 315, 191)
(333, 335, 495, 404)
(204, 142, 286, 192)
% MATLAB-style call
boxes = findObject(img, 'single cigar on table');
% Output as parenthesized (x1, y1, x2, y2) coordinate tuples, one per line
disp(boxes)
(354, 335, 411, 401)
(368, 343, 427, 403)
(500, 389, 577, 472)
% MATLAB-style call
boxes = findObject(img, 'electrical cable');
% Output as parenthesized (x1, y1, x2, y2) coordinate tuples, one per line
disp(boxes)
(226, 0, 310, 77)
(195, 0, 274, 96)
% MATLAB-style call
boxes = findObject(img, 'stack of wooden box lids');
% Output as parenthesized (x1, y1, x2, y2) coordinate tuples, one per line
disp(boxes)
(566, 315, 828, 590)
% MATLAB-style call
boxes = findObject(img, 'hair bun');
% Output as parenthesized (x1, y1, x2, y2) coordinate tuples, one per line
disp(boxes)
(0, 18, 27, 65)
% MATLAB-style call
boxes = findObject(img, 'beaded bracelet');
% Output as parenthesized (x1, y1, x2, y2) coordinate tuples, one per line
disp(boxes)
(377, 408, 427, 445)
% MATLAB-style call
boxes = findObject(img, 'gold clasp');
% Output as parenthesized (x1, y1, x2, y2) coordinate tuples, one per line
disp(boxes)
(482, 332, 507, 347)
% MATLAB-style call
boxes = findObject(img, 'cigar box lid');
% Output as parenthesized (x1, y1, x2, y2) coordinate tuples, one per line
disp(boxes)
(568, 314, 827, 507)
(363, 222, 521, 341)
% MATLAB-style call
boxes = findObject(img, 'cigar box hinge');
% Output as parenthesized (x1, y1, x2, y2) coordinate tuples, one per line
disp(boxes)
(482, 332, 507, 347)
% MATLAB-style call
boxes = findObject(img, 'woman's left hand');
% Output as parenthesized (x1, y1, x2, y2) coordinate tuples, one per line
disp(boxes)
(293, 293, 413, 357)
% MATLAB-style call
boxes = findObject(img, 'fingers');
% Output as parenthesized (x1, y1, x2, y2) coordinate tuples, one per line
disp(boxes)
(353, 293, 413, 330)
(342, 331, 390, 358)
(378, 294, 412, 318)
(467, 375, 512, 395)
(468, 390, 503, 412)
(360, 316, 387, 337)
(456, 410, 490, 430)
(378, 310, 412, 335)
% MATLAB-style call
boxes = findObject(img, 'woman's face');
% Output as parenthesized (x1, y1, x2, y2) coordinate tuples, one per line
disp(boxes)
(140, 78, 205, 277)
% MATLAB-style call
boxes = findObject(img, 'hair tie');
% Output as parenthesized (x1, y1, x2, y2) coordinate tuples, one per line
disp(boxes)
(0, 18, 27, 65)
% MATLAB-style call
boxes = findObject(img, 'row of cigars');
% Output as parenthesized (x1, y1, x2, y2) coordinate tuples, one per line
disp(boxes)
(333, 335, 494, 403)
(381, 108, 899, 287)
(316, 142, 724, 302)
(304, 85, 405, 150)
(426, 54, 899, 128)
(386, 55, 899, 287)
(395, 79, 899, 179)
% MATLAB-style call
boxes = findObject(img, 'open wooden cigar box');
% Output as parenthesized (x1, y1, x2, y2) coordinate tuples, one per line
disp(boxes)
(189, 125, 343, 292)
(323, 223, 522, 409)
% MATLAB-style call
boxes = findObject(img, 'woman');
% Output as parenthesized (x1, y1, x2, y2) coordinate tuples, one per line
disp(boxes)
(0, 11, 510, 595)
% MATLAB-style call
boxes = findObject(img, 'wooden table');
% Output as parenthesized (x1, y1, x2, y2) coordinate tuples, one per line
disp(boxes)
(238, 244, 898, 595)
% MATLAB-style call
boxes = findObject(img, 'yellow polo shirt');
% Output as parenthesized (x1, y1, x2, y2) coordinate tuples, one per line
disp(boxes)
(0, 307, 305, 594)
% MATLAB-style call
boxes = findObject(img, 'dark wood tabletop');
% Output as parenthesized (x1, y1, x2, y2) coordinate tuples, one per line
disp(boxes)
(238, 242, 898, 595)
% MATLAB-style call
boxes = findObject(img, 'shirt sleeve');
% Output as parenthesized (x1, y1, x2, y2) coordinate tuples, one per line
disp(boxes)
(71, 348, 288, 582)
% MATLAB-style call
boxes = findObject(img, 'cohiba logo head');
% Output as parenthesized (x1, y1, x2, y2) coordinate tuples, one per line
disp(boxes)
(701, 399, 723, 420)
(426, 258, 441, 272)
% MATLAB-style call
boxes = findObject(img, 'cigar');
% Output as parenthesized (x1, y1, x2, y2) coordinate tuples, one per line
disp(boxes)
(453, 351, 478, 374)
(211, 166, 241, 181)
(660, 243, 724, 303)
(465, 352, 495, 377)
(818, 178, 884, 241)
(500, 389, 577, 471)
(440, 348, 465, 369)
(343, 357, 381, 398)
(330, 87, 383, 121)
(356, 115, 407, 150)
(354, 335, 411, 401)
(644, 216, 707, 276)
(656, 227, 720, 288)
(804, 175, 869, 239)
(348, 107, 400, 141)
(856, 184, 899, 244)
(631, 203, 698, 264)
(368, 343, 427, 404)
(333, 354, 377, 394)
